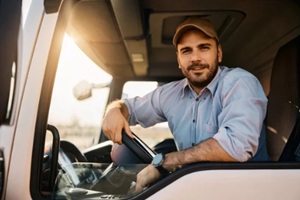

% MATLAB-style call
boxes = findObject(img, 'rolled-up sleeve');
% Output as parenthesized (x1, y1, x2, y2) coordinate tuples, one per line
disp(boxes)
(124, 89, 166, 127)
(213, 75, 268, 162)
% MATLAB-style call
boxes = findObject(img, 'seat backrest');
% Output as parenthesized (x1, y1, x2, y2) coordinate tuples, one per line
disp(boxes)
(266, 35, 300, 161)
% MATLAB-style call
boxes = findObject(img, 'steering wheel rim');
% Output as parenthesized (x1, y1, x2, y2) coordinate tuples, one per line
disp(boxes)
(121, 129, 156, 163)
(60, 140, 87, 162)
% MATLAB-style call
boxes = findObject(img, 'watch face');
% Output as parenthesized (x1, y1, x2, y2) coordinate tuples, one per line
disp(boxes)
(152, 153, 164, 166)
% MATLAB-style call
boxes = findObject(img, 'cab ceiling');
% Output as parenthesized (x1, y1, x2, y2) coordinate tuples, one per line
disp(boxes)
(67, 0, 300, 84)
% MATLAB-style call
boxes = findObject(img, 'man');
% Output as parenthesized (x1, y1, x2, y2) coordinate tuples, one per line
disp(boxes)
(102, 17, 269, 192)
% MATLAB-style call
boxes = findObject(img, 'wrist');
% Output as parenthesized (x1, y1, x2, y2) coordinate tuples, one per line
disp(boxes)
(152, 153, 170, 177)
(105, 100, 128, 117)
(164, 152, 183, 172)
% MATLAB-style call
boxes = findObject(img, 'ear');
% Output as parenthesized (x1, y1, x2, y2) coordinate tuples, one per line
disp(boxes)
(217, 44, 223, 63)
(176, 51, 181, 68)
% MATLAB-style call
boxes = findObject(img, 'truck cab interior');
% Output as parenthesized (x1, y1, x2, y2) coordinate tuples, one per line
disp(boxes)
(29, 0, 300, 199)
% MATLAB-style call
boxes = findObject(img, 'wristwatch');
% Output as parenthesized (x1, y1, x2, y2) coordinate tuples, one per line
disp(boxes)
(151, 153, 170, 176)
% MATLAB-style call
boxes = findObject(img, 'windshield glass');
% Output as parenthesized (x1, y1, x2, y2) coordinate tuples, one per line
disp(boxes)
(52, 158, 147, 199)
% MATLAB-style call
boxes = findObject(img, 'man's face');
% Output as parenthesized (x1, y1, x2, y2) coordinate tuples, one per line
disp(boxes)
(176, 29, 222, 94)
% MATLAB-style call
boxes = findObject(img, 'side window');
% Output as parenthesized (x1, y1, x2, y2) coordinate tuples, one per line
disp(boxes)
(0, 0, 20, 124)
(47, 34, 112, 150)
(122, 81, 173, 148)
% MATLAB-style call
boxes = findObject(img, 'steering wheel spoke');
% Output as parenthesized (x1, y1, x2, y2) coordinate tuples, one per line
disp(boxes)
(121, 129, 156, 163)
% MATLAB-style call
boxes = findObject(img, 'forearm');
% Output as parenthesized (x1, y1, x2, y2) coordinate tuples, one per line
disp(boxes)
(163, 138, 237, 170)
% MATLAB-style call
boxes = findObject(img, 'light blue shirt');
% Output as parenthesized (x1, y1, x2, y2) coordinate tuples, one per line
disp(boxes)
(124, 66, 269, 162)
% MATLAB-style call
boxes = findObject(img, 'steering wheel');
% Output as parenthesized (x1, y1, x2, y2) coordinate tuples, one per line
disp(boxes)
(120, 129, 156, 163)
(59, 140, 87, 162)
(48, 129, 160, 197)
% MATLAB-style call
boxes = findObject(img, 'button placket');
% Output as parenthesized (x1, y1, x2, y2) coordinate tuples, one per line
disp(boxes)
(191, 96, 201, 146)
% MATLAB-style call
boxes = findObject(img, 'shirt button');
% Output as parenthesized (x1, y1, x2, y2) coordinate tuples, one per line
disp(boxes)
(193, 119, 196, 123)
(195, 98, 199, 101)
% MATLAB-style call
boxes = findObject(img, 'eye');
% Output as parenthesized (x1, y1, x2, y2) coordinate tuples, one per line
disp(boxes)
(181, 48, 192, 54)
(199, 45, 210, 50)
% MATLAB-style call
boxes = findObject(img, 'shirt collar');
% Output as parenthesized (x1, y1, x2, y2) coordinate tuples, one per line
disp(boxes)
(206, 66, 221, 95)
(181, 79, 190, 98)
(180, 66, 222, 98)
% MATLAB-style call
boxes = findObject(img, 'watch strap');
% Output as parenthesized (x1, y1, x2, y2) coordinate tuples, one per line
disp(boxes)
(155, 165, 170, 176)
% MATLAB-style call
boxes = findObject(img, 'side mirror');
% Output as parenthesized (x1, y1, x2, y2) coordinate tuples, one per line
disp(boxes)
(72, 80, 110, 100)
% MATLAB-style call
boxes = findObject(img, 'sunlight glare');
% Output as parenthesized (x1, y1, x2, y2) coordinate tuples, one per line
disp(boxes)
(48, 34, 112, 126)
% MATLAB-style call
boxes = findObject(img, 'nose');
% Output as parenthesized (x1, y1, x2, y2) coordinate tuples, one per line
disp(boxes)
(190, 50, 202, 63)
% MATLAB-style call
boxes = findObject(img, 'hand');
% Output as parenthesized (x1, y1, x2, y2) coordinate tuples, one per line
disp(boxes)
(135, 165, 160, 193)
(102, 106, 132, 144)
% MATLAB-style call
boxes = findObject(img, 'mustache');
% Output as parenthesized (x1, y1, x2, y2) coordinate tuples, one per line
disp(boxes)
(187, 63, 209, 71)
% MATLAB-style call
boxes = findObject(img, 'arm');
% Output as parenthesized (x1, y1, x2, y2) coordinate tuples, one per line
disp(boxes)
(102, 100, 133, 144)
(164, 138, 236, 168)
(102, 86, 166, 144)
(135, 138, 236, 192)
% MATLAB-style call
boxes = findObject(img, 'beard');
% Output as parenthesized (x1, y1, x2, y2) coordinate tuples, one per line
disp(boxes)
(182, 58, 219, 89)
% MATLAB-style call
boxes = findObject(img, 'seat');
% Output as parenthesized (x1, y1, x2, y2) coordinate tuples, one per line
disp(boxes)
(266, 35, 300, 161)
